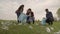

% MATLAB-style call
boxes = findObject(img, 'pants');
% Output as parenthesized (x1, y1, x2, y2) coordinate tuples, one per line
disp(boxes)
(26, 16, 30, 24)
(26, 16, 35, 24)
(29, 17, 35, 24)
(16, 13, 20, 23)
(46, 18, 53, 25)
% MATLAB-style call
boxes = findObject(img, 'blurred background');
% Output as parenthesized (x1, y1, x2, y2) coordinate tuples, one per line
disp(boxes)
(0, 0, 60, 21)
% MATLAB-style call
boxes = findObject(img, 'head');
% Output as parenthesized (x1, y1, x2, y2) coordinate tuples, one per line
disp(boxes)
(45, 9, 49, 13)
(27, 8, 32, 13)
(17, 5, 24, 11)
(19, 5, 24, 9)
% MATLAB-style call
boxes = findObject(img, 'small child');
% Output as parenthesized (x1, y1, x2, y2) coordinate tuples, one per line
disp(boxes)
(41, 17, 46, 25)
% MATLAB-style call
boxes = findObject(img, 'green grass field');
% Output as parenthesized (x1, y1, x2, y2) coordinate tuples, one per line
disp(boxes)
(0, 20, 60, 34)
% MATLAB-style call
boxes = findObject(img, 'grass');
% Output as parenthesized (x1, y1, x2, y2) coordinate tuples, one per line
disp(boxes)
(0, 20, 60, 34)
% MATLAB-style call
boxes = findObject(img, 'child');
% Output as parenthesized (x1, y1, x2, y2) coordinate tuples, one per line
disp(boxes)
(41, 17, 46, 25)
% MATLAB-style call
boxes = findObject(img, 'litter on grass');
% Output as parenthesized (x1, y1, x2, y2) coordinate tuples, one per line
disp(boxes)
(46, 27, 51, 33)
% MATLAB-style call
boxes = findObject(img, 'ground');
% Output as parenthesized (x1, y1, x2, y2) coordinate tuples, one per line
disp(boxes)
(0, 20, 60, 34)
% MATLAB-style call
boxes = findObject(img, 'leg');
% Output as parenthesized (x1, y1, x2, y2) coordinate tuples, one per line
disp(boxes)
(50, 21, 53, 25)
(18, 20, 19, 23)
(48, 22, 50, 25)
(33, 20, 35, 24)
(17, 13, 20, 23)
(32, 17, 35, 24)
(46, 19, 50, 25)
(26, 16, 30, 24)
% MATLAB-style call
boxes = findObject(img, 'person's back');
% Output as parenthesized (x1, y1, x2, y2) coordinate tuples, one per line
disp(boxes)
(46, 12, 54, 22)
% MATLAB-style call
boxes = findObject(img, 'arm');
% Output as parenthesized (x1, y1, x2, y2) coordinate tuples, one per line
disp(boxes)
(32, 12, 34, 17)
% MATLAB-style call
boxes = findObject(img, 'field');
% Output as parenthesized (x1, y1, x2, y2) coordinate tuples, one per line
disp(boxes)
(0, 20, 60, 34)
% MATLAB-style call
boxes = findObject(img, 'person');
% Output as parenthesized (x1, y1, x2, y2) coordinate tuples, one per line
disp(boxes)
(45, 9, 54, 25)
(15, 5, 24, 23)
(26, 8, 35, 24)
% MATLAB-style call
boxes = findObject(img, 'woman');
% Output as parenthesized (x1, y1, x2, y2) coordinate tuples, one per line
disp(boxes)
(26, 8, 35, 24)
(15, 5, 24, 23)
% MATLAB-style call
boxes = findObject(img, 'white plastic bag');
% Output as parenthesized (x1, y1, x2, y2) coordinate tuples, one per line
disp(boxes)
(18, 13, 27, 23)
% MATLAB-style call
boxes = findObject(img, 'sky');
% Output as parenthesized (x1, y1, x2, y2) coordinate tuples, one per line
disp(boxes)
(0, 0, 60, 20)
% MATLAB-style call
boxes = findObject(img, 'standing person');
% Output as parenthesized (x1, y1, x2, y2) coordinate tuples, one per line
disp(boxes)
(45, 9, 54, 25)
(26, 8, 35, 24)
(15, 5, 24, 23)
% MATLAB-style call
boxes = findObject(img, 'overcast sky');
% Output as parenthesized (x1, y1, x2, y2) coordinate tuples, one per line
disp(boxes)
(0, 0, 60, 20)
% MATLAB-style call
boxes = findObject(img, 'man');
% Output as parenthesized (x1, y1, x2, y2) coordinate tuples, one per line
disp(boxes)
(45, 9, 54, 25)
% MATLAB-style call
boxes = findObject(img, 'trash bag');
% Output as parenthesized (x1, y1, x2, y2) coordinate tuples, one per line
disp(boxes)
(41, 18, 46, 25)
(18, 13, 27, 23)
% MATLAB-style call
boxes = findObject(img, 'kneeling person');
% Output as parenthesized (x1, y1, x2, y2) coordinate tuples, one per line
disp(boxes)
(26, 8, 35, 24)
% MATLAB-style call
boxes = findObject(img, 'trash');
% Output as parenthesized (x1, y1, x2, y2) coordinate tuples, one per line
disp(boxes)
(14, 23, 16, 25)
(18, 23, 22, 25)
(29, 25, 33, 29)
(41, 18, 46, 26)
(1, 26, 9, 30)
(46, 27, 51, 33)
(18, 13, 27, 23)
(54, 30, 60, 34)
(36, 23, 39, 25)
(50, 27, 54, 30)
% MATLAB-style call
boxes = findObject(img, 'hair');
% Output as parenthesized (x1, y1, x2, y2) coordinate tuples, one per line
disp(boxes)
(45, 9, 48, 11)
(27, 8, 32, 13)
(28, 8, 31, 11)
(17, 5, 24, 11)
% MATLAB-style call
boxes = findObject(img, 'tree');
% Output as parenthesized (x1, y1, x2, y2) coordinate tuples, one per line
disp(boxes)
(57, 8, 60, 21)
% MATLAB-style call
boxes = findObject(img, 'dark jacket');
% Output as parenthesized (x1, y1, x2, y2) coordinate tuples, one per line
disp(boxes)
(46, 12, 54, 21)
